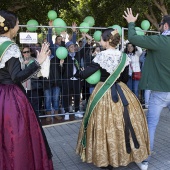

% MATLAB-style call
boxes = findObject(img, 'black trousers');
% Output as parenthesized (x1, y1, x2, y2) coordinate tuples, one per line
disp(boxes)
(62, 79, 81, 112)
(81, 80, 90, 102)
(28, 89, 44, 116)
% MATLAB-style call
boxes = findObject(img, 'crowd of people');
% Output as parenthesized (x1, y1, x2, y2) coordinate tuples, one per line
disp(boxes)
(20, 22, 105, 122)
(20, 21, 150, 124)
(1, 7, 170, 170)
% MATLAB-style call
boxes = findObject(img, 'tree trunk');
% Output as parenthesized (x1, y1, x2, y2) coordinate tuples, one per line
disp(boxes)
(153, 0, 168, 15)
(144, 0, 168, 30)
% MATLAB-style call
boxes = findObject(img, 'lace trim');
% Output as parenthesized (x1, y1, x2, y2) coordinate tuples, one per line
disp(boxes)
(37, 56, 50, 79)
(0, 43, 24, 69)
(93, 49, 130, 74)
(22, 60, 41, 83)
(22, 68, 41, 83)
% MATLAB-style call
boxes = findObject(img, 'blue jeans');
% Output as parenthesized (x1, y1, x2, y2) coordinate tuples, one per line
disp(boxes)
(146, 91, 170, 161)
(145, 90, 151, 108)
(89, 87, 95, 94)
(44, 86, 60, 111)
(127, 76, 139, 98)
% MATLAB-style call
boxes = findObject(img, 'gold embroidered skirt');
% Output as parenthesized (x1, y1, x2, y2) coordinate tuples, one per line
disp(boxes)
(76, 82, 150, 167)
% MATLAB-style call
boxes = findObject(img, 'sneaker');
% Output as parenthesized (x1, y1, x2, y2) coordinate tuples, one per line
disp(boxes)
(145, 105, 148, 109)
(75, 111, 83, 118)
(136, 161, 148, 170)
(64, 114, 70, 120)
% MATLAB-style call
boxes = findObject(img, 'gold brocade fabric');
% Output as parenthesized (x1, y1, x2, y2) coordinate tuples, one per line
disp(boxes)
(76, 82, 150, 168)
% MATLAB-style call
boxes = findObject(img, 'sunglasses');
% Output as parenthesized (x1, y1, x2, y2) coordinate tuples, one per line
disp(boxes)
(22, 51, 30, 54)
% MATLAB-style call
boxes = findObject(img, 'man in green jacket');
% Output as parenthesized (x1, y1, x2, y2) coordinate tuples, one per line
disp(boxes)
(123, 8, 170, 170)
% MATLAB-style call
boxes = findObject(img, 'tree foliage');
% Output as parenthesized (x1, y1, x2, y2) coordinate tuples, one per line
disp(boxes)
(0, 0, 170, 31)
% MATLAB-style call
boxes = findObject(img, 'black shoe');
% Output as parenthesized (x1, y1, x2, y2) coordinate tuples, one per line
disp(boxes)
(100, 165, 113, 170)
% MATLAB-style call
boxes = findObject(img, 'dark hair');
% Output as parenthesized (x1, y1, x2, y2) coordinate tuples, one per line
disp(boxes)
(101, 28, 120, 47)
(0, 10, 18, 34)
(162, 15, 170, 27)
(22, 45, 30, 52)
(55, 35, 62, 41)
(92, 45, 101, 53)
(124, 42, 137, 54)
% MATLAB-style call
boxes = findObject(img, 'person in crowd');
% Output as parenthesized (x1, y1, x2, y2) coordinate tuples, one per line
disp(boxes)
(47, 21, 78, 117)
(76, 28, 150, 169)
(21, 46, 34, 97)
(124, 42, 142, 98)
(0, 10, 53, 169)
(123, 8, 170, 170)
(79, 34, 93, 110)
(61, 40, 84, 119)
(139, 49, 151, 109)
(21, 45, 44, 117)
(43, 48, 63, 122)
(60, 29, 93, 119)
(47, 21, 77, 57)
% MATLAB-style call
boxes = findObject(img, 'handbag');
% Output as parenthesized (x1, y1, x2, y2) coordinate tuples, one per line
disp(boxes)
(132, 72, 141, 80)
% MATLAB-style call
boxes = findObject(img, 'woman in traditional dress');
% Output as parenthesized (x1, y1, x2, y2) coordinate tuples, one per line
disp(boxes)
(76, 28, 150, 169)
(0, 10, 53, 169)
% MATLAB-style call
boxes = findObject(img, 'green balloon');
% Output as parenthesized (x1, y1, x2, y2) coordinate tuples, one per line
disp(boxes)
(111, 25, 122, 36)
(83, 16, 95, 27)
(79, 22, 89, 33)
(48, 10, 57, 21)
(135, 27, 144, 35)
(53, 18, 67, 33)
(56, 47, 68, 60)
(93, 30, 102, 41)
(26, 19, 39, 32)
(55, 29, 61, 35)
(86, 70, 101, 84)
(141, 20, 150, 30)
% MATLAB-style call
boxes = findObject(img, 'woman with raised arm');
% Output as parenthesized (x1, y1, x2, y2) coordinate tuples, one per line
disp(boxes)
(76, 28, 150, 169)
(0, 10, 53, 169)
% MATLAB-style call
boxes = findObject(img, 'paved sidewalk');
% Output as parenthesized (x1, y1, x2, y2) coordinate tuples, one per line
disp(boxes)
(43, 108, 170, 170)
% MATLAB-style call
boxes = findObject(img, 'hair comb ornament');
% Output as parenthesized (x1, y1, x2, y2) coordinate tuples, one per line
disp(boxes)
(111, 29, 119, 36)
(0, 15, 5, 23)
(0, 15, 5, 27)
(0, 22, 4, 27)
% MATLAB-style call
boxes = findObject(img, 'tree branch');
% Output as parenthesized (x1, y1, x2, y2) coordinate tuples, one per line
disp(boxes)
(144, 12, 159, 30)
(152, 0, 168, 15)
(160, 0, 164, 6)
(149, 5, 157, 22)
(7, 2, 26, 12)
(8, 5, 26, 12)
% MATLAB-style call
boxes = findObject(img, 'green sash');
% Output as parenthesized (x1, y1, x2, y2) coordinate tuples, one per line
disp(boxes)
(81, 53, 127, 151)
(0, 41, 15, 61)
